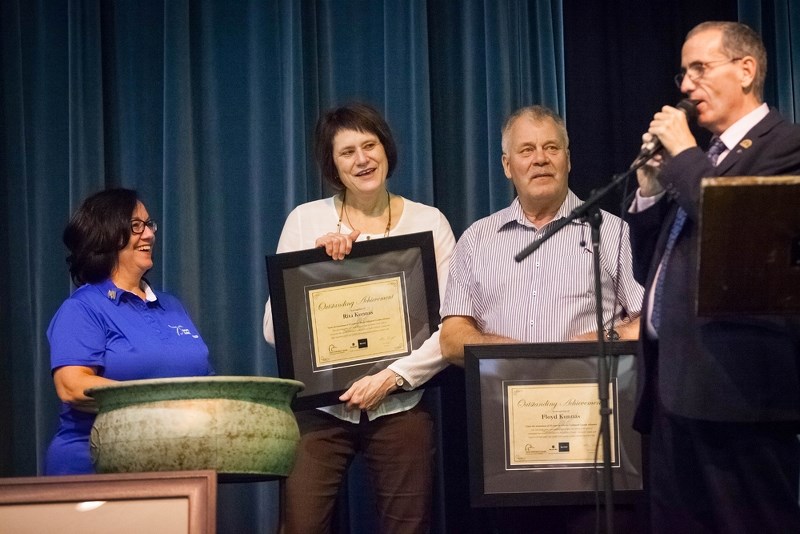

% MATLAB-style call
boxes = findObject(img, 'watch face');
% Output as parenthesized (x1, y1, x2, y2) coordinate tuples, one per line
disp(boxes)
(395, 374, 404, 387)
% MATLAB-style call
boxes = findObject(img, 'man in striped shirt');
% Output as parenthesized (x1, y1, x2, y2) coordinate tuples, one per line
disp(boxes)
(440, 105, 643, 365)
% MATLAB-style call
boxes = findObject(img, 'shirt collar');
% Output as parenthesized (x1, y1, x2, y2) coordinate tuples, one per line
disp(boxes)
(96, 278, 160, 306)
(142, 280, 158, 302)
(499, 190, 583, 231)
(718, 102, 769, 151)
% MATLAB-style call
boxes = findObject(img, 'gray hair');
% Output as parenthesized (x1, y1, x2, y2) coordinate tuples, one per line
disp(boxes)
(501, 105, 569, 154)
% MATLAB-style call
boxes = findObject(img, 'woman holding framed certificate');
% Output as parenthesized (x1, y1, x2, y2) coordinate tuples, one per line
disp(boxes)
(263, 102, 455, 533)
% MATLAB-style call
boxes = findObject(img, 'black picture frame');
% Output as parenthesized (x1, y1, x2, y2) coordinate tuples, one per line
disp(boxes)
(266, 231, 440, 410)
(464, 341, 643, 507)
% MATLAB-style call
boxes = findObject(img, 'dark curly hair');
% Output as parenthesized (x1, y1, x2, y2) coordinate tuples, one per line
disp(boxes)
(313, 102, 398, 190)
(63, 188, 140, 286)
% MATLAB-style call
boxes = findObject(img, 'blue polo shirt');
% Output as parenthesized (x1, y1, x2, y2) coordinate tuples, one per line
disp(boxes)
(45, 279, 212, 475)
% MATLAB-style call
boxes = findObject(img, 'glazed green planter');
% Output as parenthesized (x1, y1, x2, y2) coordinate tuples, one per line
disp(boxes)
(87, 376, 304, 482)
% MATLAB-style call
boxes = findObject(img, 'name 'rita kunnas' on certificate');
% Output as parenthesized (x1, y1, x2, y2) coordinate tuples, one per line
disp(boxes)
(307, 273, 411, 368)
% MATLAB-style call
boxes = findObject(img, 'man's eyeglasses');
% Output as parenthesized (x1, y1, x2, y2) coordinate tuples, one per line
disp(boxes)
(674, 57, 742, 88)
(130, 219, 158, 234)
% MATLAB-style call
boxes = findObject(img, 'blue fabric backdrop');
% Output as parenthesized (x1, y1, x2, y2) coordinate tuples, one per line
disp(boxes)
(740, 0, 800, 121)
(1, 0, 796, 532)
(1, 1, 563, 531)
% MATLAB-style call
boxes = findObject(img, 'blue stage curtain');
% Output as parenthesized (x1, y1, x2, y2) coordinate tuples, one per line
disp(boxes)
(739, 0, 800, 121)
(0, 1, 563, 532)
(7, 1, 793, 531)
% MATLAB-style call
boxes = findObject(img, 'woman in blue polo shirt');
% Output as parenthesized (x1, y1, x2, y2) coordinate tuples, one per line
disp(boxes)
(44, 188, 213, 475)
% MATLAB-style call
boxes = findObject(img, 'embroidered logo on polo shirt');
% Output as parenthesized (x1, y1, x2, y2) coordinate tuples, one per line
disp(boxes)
(168, 324, 200, 338)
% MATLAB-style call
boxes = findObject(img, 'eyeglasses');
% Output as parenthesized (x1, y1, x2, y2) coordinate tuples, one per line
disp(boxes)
(130, 219, 157, 234)
(674, 57, 742, 88)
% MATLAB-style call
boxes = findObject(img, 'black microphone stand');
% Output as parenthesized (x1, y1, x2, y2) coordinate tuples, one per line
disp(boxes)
(515, 161, 644, 534)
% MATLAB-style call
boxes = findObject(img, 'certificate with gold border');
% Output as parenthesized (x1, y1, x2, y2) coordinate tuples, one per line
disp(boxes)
(306, 273, 411, 368)
(505, 381, 616, 468)
(266, 231, 440, 410)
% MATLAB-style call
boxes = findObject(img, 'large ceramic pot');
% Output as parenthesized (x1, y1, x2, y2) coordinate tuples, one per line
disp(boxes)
(87, 376, 304, 482)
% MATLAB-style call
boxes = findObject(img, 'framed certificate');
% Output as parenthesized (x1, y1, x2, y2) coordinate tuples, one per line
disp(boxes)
(266, 231, 440, 409)
(464, 341, 643, 507)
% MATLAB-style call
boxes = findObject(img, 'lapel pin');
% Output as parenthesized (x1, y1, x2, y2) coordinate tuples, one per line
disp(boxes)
(739, 139, 752, 149)
(107, 290, 116, 300)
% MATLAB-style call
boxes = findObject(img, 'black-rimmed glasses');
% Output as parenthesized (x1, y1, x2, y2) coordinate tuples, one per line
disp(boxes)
(674, 57, 742, 88)
(130, 219, 157, 234)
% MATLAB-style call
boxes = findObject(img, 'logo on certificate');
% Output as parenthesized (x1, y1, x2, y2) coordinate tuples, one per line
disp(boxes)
(358, 338, 368, 349)
(558, 442, 570, 452)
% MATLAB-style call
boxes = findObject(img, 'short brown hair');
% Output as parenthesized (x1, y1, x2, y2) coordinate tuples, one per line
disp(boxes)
(314, 102, 398, 190)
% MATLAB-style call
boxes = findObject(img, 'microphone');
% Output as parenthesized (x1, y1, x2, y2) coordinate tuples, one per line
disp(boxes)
(631, 99, 698, 168)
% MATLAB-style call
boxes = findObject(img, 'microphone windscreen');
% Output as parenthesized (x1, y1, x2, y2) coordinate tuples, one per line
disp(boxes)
(676, 99, 698, 122)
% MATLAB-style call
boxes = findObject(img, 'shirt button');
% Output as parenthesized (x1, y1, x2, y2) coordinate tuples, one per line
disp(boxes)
(535, 261, 540, 268)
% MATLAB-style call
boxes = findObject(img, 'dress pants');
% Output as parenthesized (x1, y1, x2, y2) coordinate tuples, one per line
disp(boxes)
(281, 400, 435, 534)
(648, 399, 800, 533)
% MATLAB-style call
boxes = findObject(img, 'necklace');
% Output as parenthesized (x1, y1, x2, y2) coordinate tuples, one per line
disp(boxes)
(337, 190, 391, 238)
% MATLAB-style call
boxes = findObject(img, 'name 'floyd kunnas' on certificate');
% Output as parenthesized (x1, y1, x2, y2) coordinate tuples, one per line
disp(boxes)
(306, 273, 412, 369)
(504, 381, 618, 469)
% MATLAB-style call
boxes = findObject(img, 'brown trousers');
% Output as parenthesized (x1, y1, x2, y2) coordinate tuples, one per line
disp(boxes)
(280, 400, 435, 534)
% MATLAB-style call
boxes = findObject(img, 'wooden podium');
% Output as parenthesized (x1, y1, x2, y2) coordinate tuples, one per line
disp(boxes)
(697, 176, 800, 316)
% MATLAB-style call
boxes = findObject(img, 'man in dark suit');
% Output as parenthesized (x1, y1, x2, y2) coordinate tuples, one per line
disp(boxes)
(628, 21, 800, 533)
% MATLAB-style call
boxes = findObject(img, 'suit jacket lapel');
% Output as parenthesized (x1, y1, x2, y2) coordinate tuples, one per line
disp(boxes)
(646, 110, 782, 288)
(715, 108, 780, 175)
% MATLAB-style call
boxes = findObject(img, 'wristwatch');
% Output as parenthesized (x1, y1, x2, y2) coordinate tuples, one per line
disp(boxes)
(393, 372, 405, 389)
